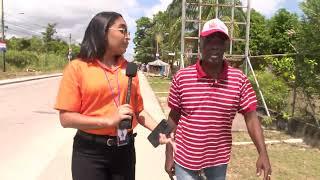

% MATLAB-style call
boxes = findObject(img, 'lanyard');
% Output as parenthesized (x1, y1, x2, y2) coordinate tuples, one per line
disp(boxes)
(104, 70, 121, 107)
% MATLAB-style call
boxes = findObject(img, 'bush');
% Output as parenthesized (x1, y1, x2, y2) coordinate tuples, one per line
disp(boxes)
(249, 70, 290, 115)
(4, 50, 68, 72)
(38, 53, 68, 71)
(6, 50, 39, 68)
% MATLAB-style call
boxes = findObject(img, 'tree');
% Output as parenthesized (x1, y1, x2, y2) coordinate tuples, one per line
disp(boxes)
(295, 0, 320, 95)
(268, 9, 300, 54)
(42, 23, 57, 44)
(249, 10, 271, 56)
(134, 17, 156, 63)
(27, 37, 44, 52)
(298, 0, 320, 57)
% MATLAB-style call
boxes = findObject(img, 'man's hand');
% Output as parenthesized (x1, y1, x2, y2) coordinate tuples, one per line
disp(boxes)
(244, 111, 272, 180)
(165, 146, 175, 180)
(256, 153, 272, 180)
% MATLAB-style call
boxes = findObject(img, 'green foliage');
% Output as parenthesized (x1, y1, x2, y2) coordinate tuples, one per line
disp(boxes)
(263, 116, 274, 126)
(266, 56, 296, 83)
(249, 10, 271, 56)
(296, 0, 320, 95)
(47, 40, 68, 56)
(299, 0, 320, 52)
(134, 17, 156, 63)
(6, 50, 39, 68)
(296, 57, 320, 95)
(38, 53, 67, 71)
(42, 23, 57, 44)
(8, 37, 33, 51)
(6, 22, 81, 70)
(268, 9, 300, 54)
(5, 50, 67, 72)
(249, 71, 290, 113)
(71, 44, 81, 59)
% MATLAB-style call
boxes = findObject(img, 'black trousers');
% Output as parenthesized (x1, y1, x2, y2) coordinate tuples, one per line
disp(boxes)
(72, 132, 136, 180)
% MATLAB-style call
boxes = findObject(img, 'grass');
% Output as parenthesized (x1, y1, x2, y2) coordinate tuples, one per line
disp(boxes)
(232, 131, 294, 142)
(228, 144, 320, 180)
(0, 51, 67, 80)
(0, 70, 61, 80)
(147, 76, 171, 97)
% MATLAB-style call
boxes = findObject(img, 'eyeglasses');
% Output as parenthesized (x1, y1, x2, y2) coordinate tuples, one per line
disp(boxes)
(109, 27, 130, 37)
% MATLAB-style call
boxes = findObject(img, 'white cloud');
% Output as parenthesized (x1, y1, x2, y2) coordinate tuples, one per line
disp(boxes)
(241, 0, 286, 17)
(5, 0, 144, 59)
(5, 0, 140, 40)
(145, 0, 173, 18)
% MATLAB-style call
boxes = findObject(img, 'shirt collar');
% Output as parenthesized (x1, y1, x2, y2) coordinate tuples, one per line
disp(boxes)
(196, 59, 229, 80)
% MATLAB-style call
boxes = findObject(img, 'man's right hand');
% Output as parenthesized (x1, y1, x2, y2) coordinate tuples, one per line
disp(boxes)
(165, 153, 175, 180)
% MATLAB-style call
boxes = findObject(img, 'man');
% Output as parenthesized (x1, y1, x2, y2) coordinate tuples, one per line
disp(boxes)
(161, 19, 272, 180)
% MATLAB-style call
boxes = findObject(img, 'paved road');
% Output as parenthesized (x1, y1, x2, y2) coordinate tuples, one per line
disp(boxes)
(0, 73, 169, 180)
(0, 77, 75, 180)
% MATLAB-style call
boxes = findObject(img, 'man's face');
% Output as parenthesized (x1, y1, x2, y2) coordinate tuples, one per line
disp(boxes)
(201, 33, 228, 64)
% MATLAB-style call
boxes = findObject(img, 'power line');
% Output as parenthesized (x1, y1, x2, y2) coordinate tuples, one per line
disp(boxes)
(5, 15, 45, 30)
(6, 28, 42, 38)
(4, 11, 75, 43)
(4, 16, 45, 31)
(4, 11, 46, 29)
(5, 20, 71, 42)
(5, 21, 43, 36)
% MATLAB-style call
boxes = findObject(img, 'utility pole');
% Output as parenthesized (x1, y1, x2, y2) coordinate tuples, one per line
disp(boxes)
(68, 33, 72, 62)
(1, 0, 5, 72)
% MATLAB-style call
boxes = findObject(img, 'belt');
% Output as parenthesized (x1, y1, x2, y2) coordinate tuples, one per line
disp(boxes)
(76, 130, 137, 147)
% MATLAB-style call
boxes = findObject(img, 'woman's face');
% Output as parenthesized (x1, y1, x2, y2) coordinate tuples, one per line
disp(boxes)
(106, 17, 130, 55)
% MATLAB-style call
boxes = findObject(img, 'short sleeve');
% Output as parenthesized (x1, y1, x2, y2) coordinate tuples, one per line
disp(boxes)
(167, 74, 181, 113)
(54, 63, 82, 112)
(238, 74, 257, 114)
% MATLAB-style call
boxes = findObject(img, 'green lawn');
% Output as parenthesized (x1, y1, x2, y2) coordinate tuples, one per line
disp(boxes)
(147, 76, 171, 95)
(228, 143, 320, 180)
(232, 131, 294, 142)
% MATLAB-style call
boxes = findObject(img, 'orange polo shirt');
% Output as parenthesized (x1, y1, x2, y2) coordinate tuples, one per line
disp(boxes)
(54, 57, 143, 136)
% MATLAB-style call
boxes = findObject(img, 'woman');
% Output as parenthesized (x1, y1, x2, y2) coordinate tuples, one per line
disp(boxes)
(55, 11, 157, 180)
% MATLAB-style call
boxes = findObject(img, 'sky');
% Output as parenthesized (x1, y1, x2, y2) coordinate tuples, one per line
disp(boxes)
(5, 0, 304, 60)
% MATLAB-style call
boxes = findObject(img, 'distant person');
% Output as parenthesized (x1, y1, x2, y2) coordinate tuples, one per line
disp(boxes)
(160, 18, 272, 180)
(55, 11, 158, 180)
(146, 64, 150, 73)
(141, 63, 146, 72)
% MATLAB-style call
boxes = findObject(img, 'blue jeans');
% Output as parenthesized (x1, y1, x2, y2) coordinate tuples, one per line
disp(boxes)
(175, 163, 227, 180)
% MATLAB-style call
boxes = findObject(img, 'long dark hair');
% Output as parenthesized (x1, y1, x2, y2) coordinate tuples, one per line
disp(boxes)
(78, 12, 123, 61)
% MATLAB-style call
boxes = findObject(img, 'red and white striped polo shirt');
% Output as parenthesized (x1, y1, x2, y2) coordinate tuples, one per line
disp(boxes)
(168, 60, 257, 170)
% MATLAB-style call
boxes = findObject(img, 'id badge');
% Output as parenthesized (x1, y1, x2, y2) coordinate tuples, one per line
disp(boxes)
(117, 129, 129, 146)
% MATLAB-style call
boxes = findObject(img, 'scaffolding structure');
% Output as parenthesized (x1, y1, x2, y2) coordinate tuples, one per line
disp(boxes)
(180, 0, 271, 117)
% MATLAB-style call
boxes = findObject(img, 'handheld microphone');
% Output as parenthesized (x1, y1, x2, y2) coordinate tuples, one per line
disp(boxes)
(118, 62, 138, 129)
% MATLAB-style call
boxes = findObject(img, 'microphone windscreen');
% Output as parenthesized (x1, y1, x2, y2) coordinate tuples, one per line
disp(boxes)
(126, 62, 138, 77)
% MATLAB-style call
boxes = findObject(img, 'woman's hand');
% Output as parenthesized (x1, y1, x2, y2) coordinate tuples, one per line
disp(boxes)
(108, 104, 133, 126)
(159, 132, 176, 152)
